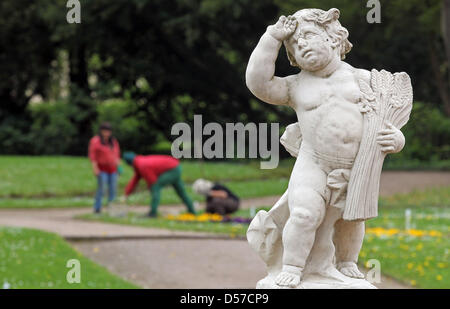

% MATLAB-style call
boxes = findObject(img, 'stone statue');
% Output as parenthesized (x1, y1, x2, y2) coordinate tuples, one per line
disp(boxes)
(245, 8, 413, 289)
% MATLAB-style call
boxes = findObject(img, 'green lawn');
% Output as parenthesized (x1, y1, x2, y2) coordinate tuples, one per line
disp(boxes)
(0, 155, 294, 198)
(0, 226, 139, 289)
(81, 187, 449, 288)
(0, 178, 289, 209)
(0, 155, 293, 208)
(361, 207, 449, 289)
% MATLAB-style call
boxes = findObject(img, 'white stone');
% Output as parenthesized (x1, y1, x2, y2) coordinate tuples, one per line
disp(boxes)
(245, 8, 413, 289)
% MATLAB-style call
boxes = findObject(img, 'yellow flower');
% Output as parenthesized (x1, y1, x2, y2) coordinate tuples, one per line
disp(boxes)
(407, 262, 414, 270)
(210, 214, 223, 222)
(436, 275, 443, 281)
(437, 263, 447, 269)
(410, 280, 416, 286)
(428, 230, 442, 237)
(366, 227, 399, 237)
(407, 229, 426, 237)
(415, 243, 423, 251)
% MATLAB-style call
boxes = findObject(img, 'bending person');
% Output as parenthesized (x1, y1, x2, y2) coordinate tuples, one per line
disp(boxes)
(192, 179, 240, 215)
(122, 152, 196, 217)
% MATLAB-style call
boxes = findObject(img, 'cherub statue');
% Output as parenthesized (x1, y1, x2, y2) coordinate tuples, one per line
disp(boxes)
(246, 8, 412, 288)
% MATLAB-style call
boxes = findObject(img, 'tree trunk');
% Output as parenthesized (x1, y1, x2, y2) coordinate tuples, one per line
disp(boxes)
(430, 43, 450, 115)
(69, 42, 89, 92)
(443, 0, 450, 63)
(441, 0, 450, 116)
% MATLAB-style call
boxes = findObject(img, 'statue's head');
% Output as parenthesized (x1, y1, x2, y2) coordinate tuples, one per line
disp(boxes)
(284, 8, 352, 71)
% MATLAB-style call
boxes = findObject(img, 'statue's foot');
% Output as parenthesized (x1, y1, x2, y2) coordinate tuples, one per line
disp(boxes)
(337, 262, 364, 279)
(275, 265, 302, 288)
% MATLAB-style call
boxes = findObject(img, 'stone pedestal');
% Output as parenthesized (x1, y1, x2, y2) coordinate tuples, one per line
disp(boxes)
(257, 271, 376, 289)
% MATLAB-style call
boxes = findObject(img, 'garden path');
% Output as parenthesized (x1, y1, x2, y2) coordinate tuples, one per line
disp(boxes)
(1, 171, 448, 288)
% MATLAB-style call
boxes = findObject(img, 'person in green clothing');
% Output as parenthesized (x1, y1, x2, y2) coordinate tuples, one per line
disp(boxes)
(122, 152, 196, 217)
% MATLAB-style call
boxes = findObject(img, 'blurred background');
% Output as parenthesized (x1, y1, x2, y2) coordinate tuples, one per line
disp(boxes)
(0, 0, 448, 165)
(0, 0, 448, 289)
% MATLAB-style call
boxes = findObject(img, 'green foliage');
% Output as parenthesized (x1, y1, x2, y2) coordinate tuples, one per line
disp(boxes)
(0, 0, 448, 165)
(96, 99, 159, 154)
(0, 0, 57, 117)
(0, 226, 139, 288)
(19, 97, 450, 166)
(29, 102, 79, 155)
(385, 102, 450, 167)
(0, 117, 34, 155)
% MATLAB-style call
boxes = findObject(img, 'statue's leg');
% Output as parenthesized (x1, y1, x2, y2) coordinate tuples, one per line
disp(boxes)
(333, 219, 365, 279)
(275, 156, 327, 288)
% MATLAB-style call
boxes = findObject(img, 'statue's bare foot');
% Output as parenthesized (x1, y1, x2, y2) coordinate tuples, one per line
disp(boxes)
(275, 265, 302, 288)
(337, 262, 364, 279)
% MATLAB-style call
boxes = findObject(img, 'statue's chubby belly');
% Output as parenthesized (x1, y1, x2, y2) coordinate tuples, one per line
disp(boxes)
(298, 101, 363, 159)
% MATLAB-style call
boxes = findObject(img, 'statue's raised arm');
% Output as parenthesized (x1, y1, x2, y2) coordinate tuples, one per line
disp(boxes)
(245, 7, 413, 290)
(245, 16, 298, 106)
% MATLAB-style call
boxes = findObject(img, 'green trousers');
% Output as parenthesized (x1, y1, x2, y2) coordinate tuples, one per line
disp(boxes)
(149, 165, 195, 216)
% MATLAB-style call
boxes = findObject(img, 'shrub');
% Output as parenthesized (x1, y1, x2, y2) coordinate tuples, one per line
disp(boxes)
(385, 102, 450, 168)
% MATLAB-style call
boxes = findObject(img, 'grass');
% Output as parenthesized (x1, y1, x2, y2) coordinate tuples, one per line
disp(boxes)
(81, 208, 260, 237)
(80, 187, 449, 288)
(0, 226, 139, 289)
(0, 155, 293, 198)
(0, 178, 289, 209)
(0, 155, 292, 208)
(361, 206, 449, 289)
(0, 155, 448, 209)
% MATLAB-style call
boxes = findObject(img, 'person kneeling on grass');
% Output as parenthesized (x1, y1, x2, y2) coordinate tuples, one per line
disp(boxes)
(192, 179, 240, 215)
(122, 152, 196, 217)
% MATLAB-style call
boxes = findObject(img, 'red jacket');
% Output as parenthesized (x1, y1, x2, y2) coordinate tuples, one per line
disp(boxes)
(125, 155, 179, 195)
(88, 136, 120, 173)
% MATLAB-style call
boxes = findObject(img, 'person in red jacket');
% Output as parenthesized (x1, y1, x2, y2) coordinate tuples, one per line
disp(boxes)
(122, 152, 196, 217)
(88, 122, 121, 213)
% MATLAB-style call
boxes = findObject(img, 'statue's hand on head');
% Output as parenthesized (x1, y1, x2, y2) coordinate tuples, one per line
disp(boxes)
(267, 15, 297, 42)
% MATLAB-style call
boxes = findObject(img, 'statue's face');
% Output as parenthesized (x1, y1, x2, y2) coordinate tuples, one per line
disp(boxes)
(286, 20, 337, 71)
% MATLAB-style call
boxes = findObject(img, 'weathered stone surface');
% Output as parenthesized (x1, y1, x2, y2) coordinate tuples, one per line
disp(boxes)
(245, 8, 413, 289)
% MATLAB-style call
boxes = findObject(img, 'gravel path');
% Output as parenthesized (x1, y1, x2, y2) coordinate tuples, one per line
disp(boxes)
(1, 171, 448, 289)
(70, 238, 410, 289)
